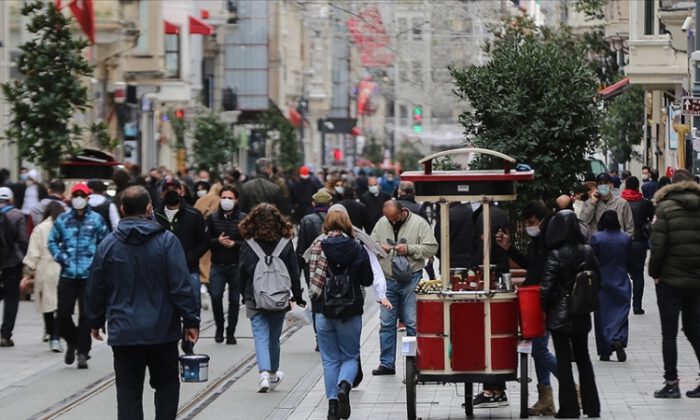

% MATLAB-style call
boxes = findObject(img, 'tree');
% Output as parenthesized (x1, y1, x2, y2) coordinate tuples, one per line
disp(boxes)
(450, 15, 600, 205)
(397, 139, 422, 172)
(1, 1, 92, 176)
(258, 110, 301, 173)
(89, 122, 120, 154)
(600, 81, 645, 163)
(363, 136, 384, 165)
(191, 113, 238, 176)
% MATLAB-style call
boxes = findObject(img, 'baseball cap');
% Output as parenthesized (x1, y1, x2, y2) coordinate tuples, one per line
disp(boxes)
(312, 190, 333, 204)
(71, 183, 91, 196)
(0, 186, 13, 201)
(162, 178, 182, 191)
(596, 173, 613, 184)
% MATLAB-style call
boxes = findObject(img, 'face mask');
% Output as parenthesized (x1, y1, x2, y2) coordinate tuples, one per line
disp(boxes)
(597, 184, 611, 196)
(368, 185, 379, 195)
(335, 186, 344, 195)
(164, 190, 180, 206)
(525, 226, 540, 237)
(71, 197, 87, 210)
(391, 218, 405, 230)
(196, 190, 207, 198)
(19, 174, 27, 182)
(164, 207, 178, 222)
(220, 198, 235, 211)
(642, 176, 649, 182)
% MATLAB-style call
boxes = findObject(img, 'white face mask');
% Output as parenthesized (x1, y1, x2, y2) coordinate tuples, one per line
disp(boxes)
(164, 207, 179, 222)
(525, 226, 540, 237)
(71, 197, 87, 210)
(220, 198, 235, 211)
(196, 190, 207, 198)
(368, 185, 379, 195)
(335, 186, 344, 195)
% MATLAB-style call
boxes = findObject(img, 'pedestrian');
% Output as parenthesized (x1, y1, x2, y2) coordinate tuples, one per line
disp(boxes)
(0, 187, 29, 347)
(87, 179, 120, 231)
(194, 180, 211, 201)
(359, 176, 391, 233)
(572, 184, 588, 218)
(47, 183, 109, 367)
(541, 210, 601, 418)
(86, 186, 200, 420)
(207, 185, 245, 344)
(307, 208, 374, 420)
(239, 158, 287, 214)
(495, 201, 558, 415)
(379, 171, 398, 196)
(370, 200, 438, 376)
(19, 169, 46, 219)
(332, 179, 345, 204)
(355, 169, 368, 196)
(621, 176, 654, 315)
(642, 168, 660, 200)
(238, 203, 306, 392)
(337, 186, 368, 231)
(297, 190, 332, 287)
(591, 210, 633, 362)
(155, 179, 210, 313)
(580, 173, 634, 236)
(30, 179, 68, 228)
(609, 168, 621, 190)
(396, 181, 429, 221)
(292, 166, 317, 224)
(195, 180, 223, 296)
(648, 169, 700, 398)
(22, 201, 65, 351)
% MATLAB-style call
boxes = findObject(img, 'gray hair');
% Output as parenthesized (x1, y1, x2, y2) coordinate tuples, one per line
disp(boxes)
(328, 204, 348, 214)
(255, 158, 271, 174)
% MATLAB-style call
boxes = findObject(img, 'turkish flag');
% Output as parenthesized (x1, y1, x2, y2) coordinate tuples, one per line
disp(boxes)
(55, 0, 62, 10)
(69, 0, 95, 44)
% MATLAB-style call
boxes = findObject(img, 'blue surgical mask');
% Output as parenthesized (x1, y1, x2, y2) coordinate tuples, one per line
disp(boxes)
(598, 185, 611, 196)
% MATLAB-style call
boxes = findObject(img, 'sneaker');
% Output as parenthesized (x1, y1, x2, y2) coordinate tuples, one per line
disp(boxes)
(398, 322, 406, 332)
(65, 345, 76, 365)
(614, 341, 627, 362)
(337, 381, 352, 419)
(633, 308, 645, 315)
(269, 371, 284, 391)
(77, 353, 89, 369)
(495, 392, 509, 407)
(0, 338, 14, 347)
(654, 380, 681, 398)
(50, 339, 63, 353)
(42, 333, 50, 342)
(371, 366, 396, 376)
(258, 372, 270, 393)
(473, 392, 500, 409)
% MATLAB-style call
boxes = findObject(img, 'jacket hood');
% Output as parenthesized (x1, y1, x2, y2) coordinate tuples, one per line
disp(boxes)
(321, 235, 360, 268)
(114, 218, 166, 245)
(653, 181, 700, 209)
(546, 210, 583, 249)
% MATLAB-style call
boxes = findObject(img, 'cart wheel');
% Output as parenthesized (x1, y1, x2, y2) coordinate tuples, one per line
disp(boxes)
(405, 356, 417, 420)
(464, 382, 474, 419)
(520, 352, 529, 419)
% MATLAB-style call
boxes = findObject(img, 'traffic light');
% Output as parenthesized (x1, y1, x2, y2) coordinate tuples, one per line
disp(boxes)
(175, 108, 185, 120)
(333, 148, 343, 161)
(412, 105, 423, 133)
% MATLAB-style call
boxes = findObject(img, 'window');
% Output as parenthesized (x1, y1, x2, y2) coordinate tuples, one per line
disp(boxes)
(412, 18, 423, 40)
(164, 34, 180, 78)
(399, 105, 408, 126)
(412, 61, 422, 86)
(136, 0, 149, 53)
(398, 17, 408, 40)
(644, 0, 655, 35)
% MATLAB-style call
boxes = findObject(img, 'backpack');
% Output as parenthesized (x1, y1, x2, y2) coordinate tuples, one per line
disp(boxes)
(569, 262, 599, 315)
(246, 238, 292, 311)
(323, 263, 355, 320)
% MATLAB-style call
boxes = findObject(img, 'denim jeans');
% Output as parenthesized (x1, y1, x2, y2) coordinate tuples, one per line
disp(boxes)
(189, 272, 201, 313)
(379, 272, 421, 369)
(316, 313, 362, 399)
(656, 281, 700, 381)
(250, 311, 286, 373)
(209, 264, 240, 333)
(532, 330, 558, 386)
(629, 241, 648, 311)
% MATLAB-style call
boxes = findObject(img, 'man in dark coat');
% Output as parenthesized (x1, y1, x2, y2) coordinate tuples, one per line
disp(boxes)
(396, 181, 428, 221)
(87, 186, 200, 420)
(337, 186, 367, 231)
(291, 166, 317, 224)
(359, 176, 390, 233)
(297, 190, 332, 284)
(239, 158, 287, 214)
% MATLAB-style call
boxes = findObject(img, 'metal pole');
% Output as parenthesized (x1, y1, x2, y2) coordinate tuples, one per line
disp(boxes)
(439, 201, 450, 290)
(320, 118, 326, 167)
(693, 0, 700, 172)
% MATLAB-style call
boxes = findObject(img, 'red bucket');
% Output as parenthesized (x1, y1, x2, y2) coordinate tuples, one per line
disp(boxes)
(517, 285, 546, 339)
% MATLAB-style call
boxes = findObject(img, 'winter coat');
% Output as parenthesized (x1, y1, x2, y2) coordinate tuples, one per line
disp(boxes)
(48, 208, 108, 279)
(649, 181, 700, 288)
(642, 180, 659, 200)
(207, 206, 245, 266)
(23, 218, 61, 313)
(86, 218, 200, 346)
(312, 235, 374, 317)
(296, 209, 328, 257)
(434, 203, 474, 268)
(580, 196, 634, 236)
(371, 211, 438, 277)
(359, 191, 391, 233)
(154, 202, 209, 272)
(291, 178, 317, 223)
(239, 174, 284, 213)
(338, 199, 368, 231)
(626, 197, 654, 242)
(0, 204, 28, 268)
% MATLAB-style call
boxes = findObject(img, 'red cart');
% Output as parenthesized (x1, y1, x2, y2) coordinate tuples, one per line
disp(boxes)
(400, 148, 535, 419)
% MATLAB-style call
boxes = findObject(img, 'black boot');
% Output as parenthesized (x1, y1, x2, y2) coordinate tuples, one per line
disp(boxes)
(337, 381, 351, 419)
(327, 399, 340, 420)
(226, 327, 236, 345)
(215, 325, 224, 343)
(654, 380, 681, 398)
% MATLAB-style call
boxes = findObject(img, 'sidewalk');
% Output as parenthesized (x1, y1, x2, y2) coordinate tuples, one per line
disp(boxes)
(287, 275, 700, 420)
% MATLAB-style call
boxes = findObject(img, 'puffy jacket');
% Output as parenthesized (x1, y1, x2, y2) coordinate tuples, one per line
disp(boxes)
(296, 209, 327, 257)
(155, 202, 209, 272)
(48, 208, 108, 279)
(0, 204, 28, 268)
(649, 181, 700, 288)
(312, 235, 374, 317)
(239, 174, 285, 213)
(86, 218, 200, 346)
(207, 206, 245, 265)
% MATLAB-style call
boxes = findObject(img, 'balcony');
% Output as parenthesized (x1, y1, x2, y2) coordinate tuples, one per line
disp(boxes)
(626, 34, 688, 88)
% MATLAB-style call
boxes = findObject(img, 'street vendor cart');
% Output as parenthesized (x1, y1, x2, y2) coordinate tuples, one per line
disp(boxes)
(399, 148, 535, 419)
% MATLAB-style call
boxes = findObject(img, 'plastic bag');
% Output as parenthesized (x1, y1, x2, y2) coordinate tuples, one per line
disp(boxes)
(388, 238, 412, 283)
(285, 303, 312, 328)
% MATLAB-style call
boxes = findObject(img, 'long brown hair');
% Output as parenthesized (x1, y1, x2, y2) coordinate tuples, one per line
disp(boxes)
(239, 203, 293, 241)
(322, 210, 354, 237)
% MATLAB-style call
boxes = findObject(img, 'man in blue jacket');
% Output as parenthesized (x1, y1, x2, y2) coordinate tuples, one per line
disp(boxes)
(87, 186, 199, 420)
(48, 183, 108, 368)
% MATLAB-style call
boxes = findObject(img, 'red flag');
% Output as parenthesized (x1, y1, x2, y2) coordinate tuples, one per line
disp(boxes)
(69, 0, 95, 44)
(56, 0, 62, 10)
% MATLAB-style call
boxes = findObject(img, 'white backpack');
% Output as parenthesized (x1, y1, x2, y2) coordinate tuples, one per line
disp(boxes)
(246, 238, 292, 311)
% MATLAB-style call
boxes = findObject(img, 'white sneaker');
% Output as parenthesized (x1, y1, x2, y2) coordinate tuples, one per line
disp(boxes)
(269, 371, 284, 391)
(258, 372, 270, 393)
(50, 339, 63, 353)
(201, 286, 210, 311)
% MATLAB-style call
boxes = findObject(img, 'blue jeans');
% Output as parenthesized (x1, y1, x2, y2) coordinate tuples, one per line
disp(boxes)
(250, 311, 286, 373)
(629, 240, 648, 311)
(379, 272, 421, 369)
(316, 313, 362, 399)
(532, 330, 558, 386)
(209, 264, 240, 332)
(189, 272, 201, 313)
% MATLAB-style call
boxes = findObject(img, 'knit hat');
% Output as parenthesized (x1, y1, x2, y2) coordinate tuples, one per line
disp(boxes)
(312, 190, 333, 204)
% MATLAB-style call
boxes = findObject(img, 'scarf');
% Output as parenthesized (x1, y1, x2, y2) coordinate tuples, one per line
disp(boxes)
(308, 231, 344, 300)
(621, 189, 643, 202)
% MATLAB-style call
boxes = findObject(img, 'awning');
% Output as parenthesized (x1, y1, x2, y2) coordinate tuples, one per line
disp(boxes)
(189, 15, 213, 35)
(599, 77, 630, 100)
(164, 20, 179, 35)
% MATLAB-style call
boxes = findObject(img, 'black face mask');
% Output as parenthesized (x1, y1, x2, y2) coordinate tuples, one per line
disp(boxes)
(391, 217, 405, 231)
(164, 190, 180, 206)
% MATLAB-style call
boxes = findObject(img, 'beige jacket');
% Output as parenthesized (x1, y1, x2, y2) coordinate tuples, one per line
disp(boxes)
(579, 195, 634, 236)
(23, 218, 61, 313)
(371, 211, 438, 278)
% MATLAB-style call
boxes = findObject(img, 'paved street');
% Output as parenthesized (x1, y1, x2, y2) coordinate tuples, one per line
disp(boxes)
(0, 271, 699, 419)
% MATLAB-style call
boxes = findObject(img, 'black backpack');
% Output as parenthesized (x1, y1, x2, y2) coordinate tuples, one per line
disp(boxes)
(323, 264, 355, 320)
(569, 262, 599, 315)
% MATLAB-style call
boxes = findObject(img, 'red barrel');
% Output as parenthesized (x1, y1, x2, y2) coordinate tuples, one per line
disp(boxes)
(517, 285, 546, 339)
